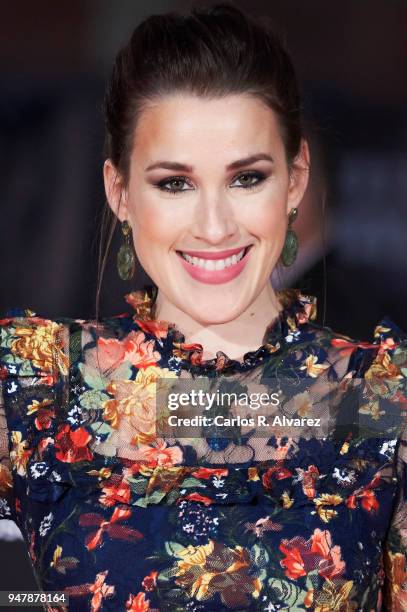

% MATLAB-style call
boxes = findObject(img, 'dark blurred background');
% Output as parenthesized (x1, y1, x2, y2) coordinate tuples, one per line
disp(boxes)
(0, 0, 406, 593)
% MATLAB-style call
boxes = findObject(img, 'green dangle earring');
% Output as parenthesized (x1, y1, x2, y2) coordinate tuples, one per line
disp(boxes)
(280, 206, 299, 267)
(117, 220, 136, 280)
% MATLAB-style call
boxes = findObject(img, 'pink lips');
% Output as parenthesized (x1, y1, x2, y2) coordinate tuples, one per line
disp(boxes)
(177, 245, 252, 285)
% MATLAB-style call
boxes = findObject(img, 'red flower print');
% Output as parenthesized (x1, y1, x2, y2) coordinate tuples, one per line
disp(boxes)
(54, 424, 93, 463)
(331, 338, 378, 357)
(179, 492, 214, 506)
(262, 464, 292, 490)
(142, 570, 158, 591)
(191, 467, 229, 480)
(119, 458, 155, 473)
(79, 506, 143, 550)
(38, 436, 55, 455)
(34, 408, 55, 430)
(376, 337, 396, 355)
(279, 528, 345, 581)
(280, 544, 306, 579)
(346, 472, 381, 512)
(26, 398, 55, 430)
(137, 319, 169, 340)
(99, 474, 131, 507)
(295, 464, 319, 499)
(244, 516, 283, 537)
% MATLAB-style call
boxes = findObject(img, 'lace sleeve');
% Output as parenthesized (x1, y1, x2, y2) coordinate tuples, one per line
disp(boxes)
(363, 316, 407, 609)
(0, 378, 15, 520)
(383, 421, 407, 609)
(0, 310, 71, 523)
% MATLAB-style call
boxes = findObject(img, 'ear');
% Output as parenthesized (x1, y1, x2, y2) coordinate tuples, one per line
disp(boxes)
(286, 138, 310, 214)
(103, 159, 129, 222)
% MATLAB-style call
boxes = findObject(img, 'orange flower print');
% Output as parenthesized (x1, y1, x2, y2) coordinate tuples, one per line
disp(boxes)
(99, 473, 132, 507)
(299, 354, 330, 377)
(63, 569, 115, 611)
(102, 365, 177, 445)
(314, 578, 357, 611)
(26, 398, 55, 430)
(11, 321, 68, 376)
(313, 493, 343, 523)
(135, 440, 184, 467)
(384, 551, 407, 611)
(125, 591, 151, 611)
(172, 539, 262, 608)
(96, 331, 161, 371)
(9, 430, 32, 476)
(365, 351, 402, 382)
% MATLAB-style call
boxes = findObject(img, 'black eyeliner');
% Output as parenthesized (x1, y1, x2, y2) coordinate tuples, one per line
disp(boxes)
(154, 170, 268, 194)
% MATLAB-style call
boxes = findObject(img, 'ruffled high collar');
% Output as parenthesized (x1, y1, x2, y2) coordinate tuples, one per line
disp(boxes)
(124, 285, 317, 374)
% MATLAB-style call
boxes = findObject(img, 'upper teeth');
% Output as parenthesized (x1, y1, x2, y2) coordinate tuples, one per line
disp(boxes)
(181, 248, 246, 270)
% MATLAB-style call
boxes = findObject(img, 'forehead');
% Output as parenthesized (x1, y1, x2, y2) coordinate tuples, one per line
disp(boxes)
(131, 93, 285, 162)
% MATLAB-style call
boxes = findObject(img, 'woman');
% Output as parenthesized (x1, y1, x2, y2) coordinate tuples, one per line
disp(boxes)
(0, 4, 406, 611)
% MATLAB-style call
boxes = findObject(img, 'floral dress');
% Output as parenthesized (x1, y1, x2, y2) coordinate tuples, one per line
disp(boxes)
(0, 286, 406, 612)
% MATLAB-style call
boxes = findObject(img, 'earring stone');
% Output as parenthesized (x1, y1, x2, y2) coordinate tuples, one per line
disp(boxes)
(280, 207, 299, 267)
(117, 220, 136, 280)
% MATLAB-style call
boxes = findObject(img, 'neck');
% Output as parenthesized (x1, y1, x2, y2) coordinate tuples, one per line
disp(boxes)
(153, 282, 282, 361)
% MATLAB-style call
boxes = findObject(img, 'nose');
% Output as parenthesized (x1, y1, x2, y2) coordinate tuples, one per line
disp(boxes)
(190, 191, 239, 245)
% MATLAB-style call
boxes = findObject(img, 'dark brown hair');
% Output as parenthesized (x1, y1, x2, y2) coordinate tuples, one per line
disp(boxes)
(95, 2, 304, 322)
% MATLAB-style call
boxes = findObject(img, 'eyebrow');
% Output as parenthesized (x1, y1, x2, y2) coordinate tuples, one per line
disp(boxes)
(144, 153, 274, 173)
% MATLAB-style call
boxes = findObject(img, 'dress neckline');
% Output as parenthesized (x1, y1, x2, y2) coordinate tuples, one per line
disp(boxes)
(123, 285, 317, 374)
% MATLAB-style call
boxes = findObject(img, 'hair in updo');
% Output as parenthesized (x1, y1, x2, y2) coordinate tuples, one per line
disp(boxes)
(96, 2, 303, 319)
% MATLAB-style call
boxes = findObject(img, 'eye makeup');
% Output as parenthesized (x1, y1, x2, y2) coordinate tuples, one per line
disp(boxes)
(153, 170, 269, 195)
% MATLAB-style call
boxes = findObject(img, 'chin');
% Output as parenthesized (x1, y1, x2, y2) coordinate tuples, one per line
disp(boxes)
(185, 299, 246, 326)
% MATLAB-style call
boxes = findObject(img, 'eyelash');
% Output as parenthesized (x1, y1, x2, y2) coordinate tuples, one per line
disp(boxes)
(155, 171, 267, 195)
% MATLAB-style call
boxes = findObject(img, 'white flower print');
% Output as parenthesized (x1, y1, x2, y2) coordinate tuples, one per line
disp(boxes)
(39, 511, 54, 537)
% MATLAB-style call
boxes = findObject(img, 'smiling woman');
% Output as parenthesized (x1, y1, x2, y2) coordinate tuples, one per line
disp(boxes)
(0, 3, 406, 612)
(103, 92, 309, 352)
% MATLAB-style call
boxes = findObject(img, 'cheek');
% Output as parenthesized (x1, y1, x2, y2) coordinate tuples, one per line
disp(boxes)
(239, 175, 289, 237)
(129, 195, 186, 255)
(242, 198, 287, 245)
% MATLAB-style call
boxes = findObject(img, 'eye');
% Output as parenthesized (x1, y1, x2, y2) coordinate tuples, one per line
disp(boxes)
(154, 170, 267, 195)
(230, 170, 267, 189)
(155, 176, 194, 194)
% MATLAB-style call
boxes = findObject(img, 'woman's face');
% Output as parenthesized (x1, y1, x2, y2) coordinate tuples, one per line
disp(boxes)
(104, 93, 309, 324)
